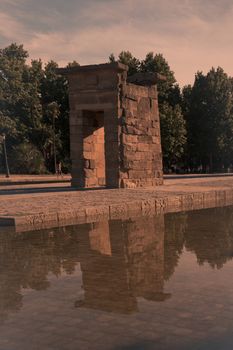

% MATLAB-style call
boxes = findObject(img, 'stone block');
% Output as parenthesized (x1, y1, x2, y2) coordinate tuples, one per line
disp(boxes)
(152, 136, 160, 143)
(83, 143, 94, 152)
(124, 160, 150, 170)
(97, 167, 105, 178)
(123, 125, 144, 135)
(84, 168, 95, 178)
(141, 199, 156, 216)
(85, 206, 109, 221)
(109, 203, 128, 219)
(128, 170, 147, 179)
(98, 177, 106, 186)
(137, 97, 151, 116)
(120, 179, 137, 188)
(137, 143, 151, 152)
(138, 135, 153, 142)
(85, 177, 98, 187)
(166, 196, 182, 211)
(119, 171, 129, 179)
(122, 133, 138, 144)
(124, 143, 137, 152)
(127, 200, 142, 214)
(122, 159, 133, 170)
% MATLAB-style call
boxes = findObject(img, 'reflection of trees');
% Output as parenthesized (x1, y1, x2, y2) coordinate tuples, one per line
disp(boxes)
(184, 207, 233, 269)
(164, 212, 187, 280)
(0, 225, 82, 323)
(164, 207, 233, 272)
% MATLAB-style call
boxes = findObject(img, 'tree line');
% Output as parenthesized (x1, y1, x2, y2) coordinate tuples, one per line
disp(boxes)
(1, 43, 233, 174)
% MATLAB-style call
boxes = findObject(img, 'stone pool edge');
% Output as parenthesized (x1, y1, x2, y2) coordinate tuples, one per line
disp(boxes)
(1, 188, 233, 232)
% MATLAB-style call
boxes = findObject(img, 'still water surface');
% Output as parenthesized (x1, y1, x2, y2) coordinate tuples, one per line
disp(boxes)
(1, 206, 233, 349)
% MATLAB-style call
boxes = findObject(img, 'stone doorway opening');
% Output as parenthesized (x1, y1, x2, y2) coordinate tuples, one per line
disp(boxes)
(83, 110, 106, 187)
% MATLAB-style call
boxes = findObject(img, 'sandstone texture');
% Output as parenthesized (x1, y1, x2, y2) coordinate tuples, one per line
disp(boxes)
(1, 176, 233, 232)
(59, 62, 163, 189)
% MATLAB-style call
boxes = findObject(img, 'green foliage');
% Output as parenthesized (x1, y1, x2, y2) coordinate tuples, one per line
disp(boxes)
(8, 142, 46, 174)
(183, 67, 233, 171)
(0, 43, 71, 174)
(41, 61, 70, 171)
(160, 103, 187, 168)
(0, 113, 18, 139)
(0, 43, 31, 147)
(140, 52, 176, 102)
(111, 51, 140, 76)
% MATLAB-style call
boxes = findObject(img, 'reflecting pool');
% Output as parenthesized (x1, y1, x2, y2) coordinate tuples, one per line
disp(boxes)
(1, 206, 233, 349)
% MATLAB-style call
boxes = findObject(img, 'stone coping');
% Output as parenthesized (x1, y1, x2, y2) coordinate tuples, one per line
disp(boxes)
(58, 62, 128, 75)
(0, 174, 71, 185)
(1, 176, 233, 233)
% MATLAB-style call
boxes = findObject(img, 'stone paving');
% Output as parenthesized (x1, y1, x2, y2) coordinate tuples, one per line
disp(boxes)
(1, 175, 233, 231)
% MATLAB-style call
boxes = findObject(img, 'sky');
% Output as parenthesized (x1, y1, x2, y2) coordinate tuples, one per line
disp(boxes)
(0, 0, 233, 86)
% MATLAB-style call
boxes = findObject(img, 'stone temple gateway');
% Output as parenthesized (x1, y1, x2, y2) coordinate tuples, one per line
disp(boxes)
(59, 62, 163, 188)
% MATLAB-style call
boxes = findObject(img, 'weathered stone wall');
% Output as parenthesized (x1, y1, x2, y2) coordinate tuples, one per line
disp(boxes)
(60, 62, 163, 188)
(119, 83, 163, 188)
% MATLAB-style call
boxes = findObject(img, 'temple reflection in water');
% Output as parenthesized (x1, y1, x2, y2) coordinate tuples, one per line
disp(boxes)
(1, 206, 233, 322)
(76, 216, 170, 313)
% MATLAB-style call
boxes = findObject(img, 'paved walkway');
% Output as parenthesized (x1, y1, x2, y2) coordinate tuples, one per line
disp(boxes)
(1, 175, 233, 231)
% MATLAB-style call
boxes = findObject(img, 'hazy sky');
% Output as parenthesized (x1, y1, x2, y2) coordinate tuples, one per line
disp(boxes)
(0, 0, 233, 86)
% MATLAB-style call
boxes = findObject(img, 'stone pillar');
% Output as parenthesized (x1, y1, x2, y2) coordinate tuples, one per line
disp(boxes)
(69, 108, 85, 188)
(119, 84, 163, 188)
(104, 107, 120, 187)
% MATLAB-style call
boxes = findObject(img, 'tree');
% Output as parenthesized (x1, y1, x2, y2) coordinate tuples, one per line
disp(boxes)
(140, 52, 176, 102)
(66, 60, 80, 68)
(0, 43, 30, 145)
(109, 51, 140, 76)
(40, 61, 70, 171)
(184, 68, 233, 172)
(0, 44, 45, 173)
(140, 52, 186, 169)
(0, 43, 71, 174)
(160, 103, 186, 169)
